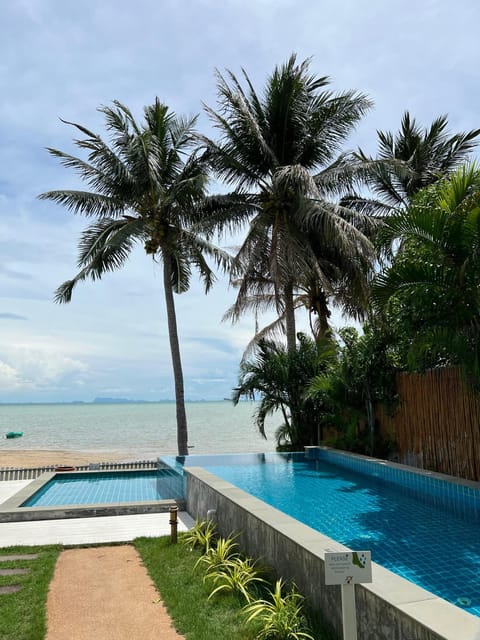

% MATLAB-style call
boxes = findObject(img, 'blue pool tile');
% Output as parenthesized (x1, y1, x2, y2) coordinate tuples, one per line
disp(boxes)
(196, 450, 480, 618)
(21, 469, 184, 507)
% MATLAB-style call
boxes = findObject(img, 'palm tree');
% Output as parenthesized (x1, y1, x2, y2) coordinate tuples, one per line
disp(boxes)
(39, 99, 229, 456)
(233, 334, 336, 448)
(371, 163, 480, 383)
(307, 325, 398, 455)
(357, 112, 480, 208)
(203, 54, 376, 353)
(223, 247, 371, 362)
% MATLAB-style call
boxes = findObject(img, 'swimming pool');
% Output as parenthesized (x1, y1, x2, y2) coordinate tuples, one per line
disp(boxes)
(176, 451, 480, 618)
(0, 467, 185, 521)
(21, 470, 170, 506)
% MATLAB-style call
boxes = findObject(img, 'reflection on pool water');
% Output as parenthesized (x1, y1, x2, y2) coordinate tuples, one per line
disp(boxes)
(175, 451, 480, 617)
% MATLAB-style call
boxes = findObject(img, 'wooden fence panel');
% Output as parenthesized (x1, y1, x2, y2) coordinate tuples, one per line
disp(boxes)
(377, 367, 480, 481)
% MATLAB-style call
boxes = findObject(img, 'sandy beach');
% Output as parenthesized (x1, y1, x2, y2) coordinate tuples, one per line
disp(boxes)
(0, 450, 147, 469)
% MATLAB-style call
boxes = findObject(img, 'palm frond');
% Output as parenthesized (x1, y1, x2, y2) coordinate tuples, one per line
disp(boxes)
(38, 190, 124, 218)
(54, 218, 141, 303)
(358, 112, 480, 207)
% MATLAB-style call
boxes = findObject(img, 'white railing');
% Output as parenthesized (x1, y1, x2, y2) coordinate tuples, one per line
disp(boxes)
(0, 459, 157, 481)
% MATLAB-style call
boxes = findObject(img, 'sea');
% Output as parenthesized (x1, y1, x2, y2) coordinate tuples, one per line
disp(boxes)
(0, 401, 280, 459)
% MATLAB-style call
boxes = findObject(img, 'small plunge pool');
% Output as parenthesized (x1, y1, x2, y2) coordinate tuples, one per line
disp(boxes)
(21, 469, 182, 507)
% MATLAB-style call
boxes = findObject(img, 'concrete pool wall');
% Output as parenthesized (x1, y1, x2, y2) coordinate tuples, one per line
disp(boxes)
(185, 461, 480, 640)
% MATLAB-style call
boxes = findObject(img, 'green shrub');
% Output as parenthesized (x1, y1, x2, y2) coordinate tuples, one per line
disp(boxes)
(243, 579, 314, 640)
(195, 535, 240, 574)
(182, 518, 217, 553)
(206, 556, 267, 603)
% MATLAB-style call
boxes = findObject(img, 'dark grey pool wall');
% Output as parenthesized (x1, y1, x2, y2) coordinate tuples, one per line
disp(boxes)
(185, 465, 478, 640)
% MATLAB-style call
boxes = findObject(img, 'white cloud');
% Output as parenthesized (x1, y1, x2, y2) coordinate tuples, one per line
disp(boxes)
(0, 360, 31, 391)
(0, 343, 88, 390)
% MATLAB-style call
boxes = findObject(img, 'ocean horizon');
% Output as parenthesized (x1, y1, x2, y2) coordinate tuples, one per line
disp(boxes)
(0, 401, 281, 459)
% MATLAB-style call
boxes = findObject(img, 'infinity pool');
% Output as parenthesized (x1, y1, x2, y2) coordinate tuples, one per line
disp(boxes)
(179, 451, 480, 617)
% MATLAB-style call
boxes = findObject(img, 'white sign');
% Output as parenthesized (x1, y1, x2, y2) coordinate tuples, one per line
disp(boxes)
(324, 551, 372, 585)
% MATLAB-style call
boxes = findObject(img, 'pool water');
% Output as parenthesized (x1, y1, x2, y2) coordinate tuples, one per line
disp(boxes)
(22, 471, 168, 506)
(198, 453, 480, 618)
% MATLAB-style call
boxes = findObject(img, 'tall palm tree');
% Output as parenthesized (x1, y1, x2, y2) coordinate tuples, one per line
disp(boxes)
(357, 112, 480, 208)
(203, 54, 376, 353)
(39, 99, 229, 456)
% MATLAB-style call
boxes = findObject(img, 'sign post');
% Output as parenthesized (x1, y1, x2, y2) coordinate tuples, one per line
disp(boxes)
(324, 551, 372, 640)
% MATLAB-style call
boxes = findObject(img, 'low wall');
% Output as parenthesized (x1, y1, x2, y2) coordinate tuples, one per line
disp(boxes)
(0, 459, 157, 481)
(186, 466, 480, 640)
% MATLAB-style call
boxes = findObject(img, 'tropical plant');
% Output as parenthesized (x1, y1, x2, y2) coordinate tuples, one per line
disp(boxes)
(206, 556, 267, 603)
(224, 243, 372, 358)
(357, 112, 480, 209)
(372, 163, 480, 384)
(308, 325, 398, 455)
(183, 518, 218, 553)
(203, 54, 376, 352)
(39, 99, 230, 456)
(233, 334, 336, 448)
(195, 536, 240, 574)
(243, 579, 314, 640)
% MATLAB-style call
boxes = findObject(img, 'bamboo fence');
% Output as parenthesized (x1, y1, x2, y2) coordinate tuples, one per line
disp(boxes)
(376, 367, 480, 481)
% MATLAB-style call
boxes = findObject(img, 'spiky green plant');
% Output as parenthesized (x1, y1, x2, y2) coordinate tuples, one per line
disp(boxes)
(243, 579, 314, 640)
(183, 518, 218, 553)
(206, 557, 267, 603)
(195, 536, 240, 574)
(372, 163, 480, 384)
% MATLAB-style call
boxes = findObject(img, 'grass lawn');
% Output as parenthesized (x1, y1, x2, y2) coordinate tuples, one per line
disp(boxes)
(0, 537, 336, 639)
(0, 544, 61, 640)
(135, 535, 336, 640)
(135, 535, 261, 639)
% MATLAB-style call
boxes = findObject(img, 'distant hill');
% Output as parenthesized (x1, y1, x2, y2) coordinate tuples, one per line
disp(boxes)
(93, 397, 153, 404)
(91, 397, 229, 404)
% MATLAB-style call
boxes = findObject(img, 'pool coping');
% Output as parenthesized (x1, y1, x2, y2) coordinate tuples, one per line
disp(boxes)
(0, 470, 185, 522)
(185, 460, 480, 640)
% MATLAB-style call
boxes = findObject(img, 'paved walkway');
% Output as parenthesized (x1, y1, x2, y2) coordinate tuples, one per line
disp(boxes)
(0, 480, 31, 503)
(0, 511, 194, 546)
(46, 545, 185, 640)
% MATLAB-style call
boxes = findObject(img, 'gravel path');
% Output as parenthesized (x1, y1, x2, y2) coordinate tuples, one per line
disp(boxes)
(46, 545, 184, 640)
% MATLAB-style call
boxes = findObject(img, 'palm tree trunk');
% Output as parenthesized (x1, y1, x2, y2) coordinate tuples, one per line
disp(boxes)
(284, 280, 296, 354)
(315, 290, 332, 339)
(163, 258, 189, 456)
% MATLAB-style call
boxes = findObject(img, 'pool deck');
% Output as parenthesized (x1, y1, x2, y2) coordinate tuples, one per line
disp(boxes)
(0, 481, 194, 546)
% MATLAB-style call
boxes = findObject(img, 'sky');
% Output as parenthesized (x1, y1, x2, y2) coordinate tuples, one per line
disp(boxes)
(0, 0, 479, 403)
